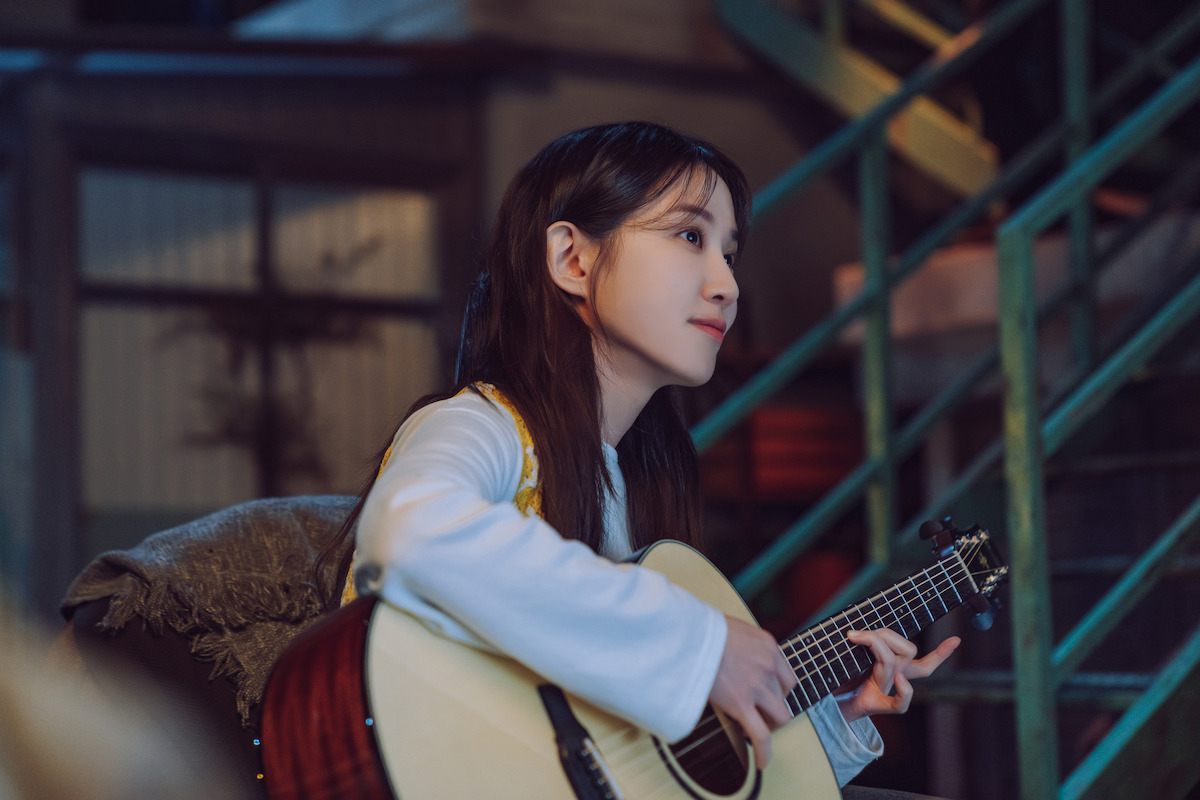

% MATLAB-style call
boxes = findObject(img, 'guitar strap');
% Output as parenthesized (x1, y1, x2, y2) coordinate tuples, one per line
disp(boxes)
(537, 685, 624, 800)
(339, 383, 544, 607)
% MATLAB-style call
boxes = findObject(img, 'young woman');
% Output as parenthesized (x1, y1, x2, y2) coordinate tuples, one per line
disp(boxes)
(336, 121, 959, 785)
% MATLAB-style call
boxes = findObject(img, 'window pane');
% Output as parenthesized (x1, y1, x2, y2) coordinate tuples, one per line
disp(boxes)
(81, 306, 438, 509)
(82, 305, 260, 513)
(80, 169, 255, 289)
(273, 183, 437, 299)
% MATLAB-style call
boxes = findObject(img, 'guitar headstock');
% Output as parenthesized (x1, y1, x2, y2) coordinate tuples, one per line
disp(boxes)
(920, 517, 1009, 630)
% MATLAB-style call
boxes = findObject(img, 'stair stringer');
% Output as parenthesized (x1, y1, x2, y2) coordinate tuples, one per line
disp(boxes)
(1061, 619, 1200, 800)
(714, 0, 999, 198)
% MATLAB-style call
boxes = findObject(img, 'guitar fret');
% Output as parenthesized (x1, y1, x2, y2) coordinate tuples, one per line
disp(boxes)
(930, 569, 950, 615)
(780, 551, 998, 715)
(909, 580, 928, 628)
(892, 588, 913, 636)
(824, 620, 852, 686)
(799, 674, 822, 704)
(839, 620, 859, 678)
(874, 591, 894, 631)
(778, 638, 807, 717)
(792, 630, 825, 708)
(910, 576, 932, 629)
(846, 609, 869, 673)
(808, 654, 832, 697)
(905, 584, 925, 633)
(814, 621, 840, 692)
(901, 585, 919, 631)
(881, 587, 910, 637)
(867, 595, 886, 631)
(940, 558, 964, 605)
(920, 571, 942, 616)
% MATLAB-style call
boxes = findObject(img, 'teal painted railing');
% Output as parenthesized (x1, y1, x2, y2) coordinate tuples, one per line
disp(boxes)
(700, 4, 1200, 793)
(701, 0, 1200, 619)
(997, 51, 1200, 800)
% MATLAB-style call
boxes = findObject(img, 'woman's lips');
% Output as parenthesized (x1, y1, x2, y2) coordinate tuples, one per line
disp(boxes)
(690, 318, 726, 343)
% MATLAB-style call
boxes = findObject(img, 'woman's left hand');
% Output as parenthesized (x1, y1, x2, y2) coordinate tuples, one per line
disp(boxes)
(836, 629, 961, 722)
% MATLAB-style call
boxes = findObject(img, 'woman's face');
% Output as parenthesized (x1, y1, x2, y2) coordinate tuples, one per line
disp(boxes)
(587, 173, 740, 398)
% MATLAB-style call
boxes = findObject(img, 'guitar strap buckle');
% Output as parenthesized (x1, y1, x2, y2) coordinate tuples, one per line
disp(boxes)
(537, 684, 626, 800)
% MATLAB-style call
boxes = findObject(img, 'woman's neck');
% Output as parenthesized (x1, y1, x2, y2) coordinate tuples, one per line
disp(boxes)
(596, 365, 653, 448)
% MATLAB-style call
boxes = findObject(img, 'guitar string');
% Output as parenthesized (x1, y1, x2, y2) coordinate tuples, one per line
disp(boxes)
(779, 569, 967, 717)
(589, 555, 982, 790)
(590, 540, 999, 790)
(642, 543, 1001, 791)
(616, 554, 988, 794)
(597, 606, 965, 794)
(784, 543, 1004, 712)
(781, 558, 970, 696)
(781, 543, 997, 713)
(593, 558, 971, 776)
(781, 559, 967, 677)
(588, 568, 959, 797)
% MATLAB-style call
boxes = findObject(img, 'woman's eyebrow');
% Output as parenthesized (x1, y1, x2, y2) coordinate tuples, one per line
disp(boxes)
(669, 204, 713, 223)
(663, 204, 739, 243)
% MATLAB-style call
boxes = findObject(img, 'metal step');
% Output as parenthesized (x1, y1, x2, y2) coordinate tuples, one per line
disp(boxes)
(1061, 621, 1200, 800)
(715, 0, 999, 197)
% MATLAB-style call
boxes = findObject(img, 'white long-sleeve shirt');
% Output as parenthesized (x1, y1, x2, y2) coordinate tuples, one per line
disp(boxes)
(354, 390, 882, 785)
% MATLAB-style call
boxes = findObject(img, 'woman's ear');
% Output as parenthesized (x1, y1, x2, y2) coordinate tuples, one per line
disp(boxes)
(546, 221, 597, 301)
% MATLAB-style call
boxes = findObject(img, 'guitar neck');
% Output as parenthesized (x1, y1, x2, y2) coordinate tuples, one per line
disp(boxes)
(779, 551, 977, 715)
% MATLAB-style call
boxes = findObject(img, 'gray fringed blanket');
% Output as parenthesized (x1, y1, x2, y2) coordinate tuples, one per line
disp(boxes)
(60, 495, 357, 725)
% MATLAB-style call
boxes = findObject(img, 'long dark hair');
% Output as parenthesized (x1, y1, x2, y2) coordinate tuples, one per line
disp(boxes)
(318, 121, 751, 606)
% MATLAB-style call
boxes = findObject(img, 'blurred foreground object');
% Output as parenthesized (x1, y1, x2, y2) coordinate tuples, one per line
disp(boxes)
(0, 592, 249, 800)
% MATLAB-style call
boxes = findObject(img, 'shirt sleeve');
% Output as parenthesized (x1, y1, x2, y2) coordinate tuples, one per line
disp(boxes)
(353, 392, 728, 743)
(807, 695, 884, 786)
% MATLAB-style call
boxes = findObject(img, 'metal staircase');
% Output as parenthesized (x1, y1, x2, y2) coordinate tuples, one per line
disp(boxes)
(714, 0, 1000, 197)
(700, 1, 1200, 797)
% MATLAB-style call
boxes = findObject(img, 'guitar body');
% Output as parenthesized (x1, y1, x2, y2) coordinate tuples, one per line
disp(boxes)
(263, 540, 841, 800)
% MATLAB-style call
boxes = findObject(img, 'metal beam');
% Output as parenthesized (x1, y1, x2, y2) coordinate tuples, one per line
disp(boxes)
(1061, 621, 1200, 800)
(997, 229, 1059, 800)
(725, 0, 1049, 221)
(27, 73, 83, 622)
(716, 0, 998, 197)
(1053, 493, 1200, 687)
(1003, 51, 1200, 234)
(860, 133, 895, 567)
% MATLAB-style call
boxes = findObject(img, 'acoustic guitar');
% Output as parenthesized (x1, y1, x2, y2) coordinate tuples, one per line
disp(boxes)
(262, 519, 1006, 800)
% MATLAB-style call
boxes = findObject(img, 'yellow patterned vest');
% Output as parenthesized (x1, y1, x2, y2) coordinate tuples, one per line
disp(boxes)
(340, 383, 542, 606)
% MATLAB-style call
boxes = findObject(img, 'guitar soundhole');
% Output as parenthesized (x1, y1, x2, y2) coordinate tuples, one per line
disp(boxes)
(662, 705, 751, 796)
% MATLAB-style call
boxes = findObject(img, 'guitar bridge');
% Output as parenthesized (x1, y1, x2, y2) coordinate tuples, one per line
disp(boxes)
(537, 685, 626, 800)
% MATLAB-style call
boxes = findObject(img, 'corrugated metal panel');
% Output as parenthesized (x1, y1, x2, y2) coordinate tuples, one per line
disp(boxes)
(80, 169, 256, 288)
(272, 317, 439, 495)
(78, 170, 441, 521)
(81, 307, 438, 508)
(273, 183, 437, 298)
(81, 306, 258, 510)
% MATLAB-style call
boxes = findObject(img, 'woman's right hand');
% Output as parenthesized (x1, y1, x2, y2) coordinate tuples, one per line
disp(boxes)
(706, 616, 797, 769)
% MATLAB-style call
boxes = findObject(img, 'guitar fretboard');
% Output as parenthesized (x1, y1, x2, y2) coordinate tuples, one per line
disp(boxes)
(778, 551, 977, 715)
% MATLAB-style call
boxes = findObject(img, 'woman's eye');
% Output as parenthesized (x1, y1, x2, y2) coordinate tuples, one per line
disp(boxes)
(681, 230, 702, 246)
(724, 253, 736, 268)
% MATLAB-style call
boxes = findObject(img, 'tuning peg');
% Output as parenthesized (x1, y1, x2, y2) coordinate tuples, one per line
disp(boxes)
(922, 517, 959, 557)
(919, 519, 944, 540)
(970, 608, 996, 631)
(921, 516, 968, 537)
(967, 593, 999, 630)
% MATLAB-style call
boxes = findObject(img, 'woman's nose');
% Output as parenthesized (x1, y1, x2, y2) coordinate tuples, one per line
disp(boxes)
(706, 257, 739, 308)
